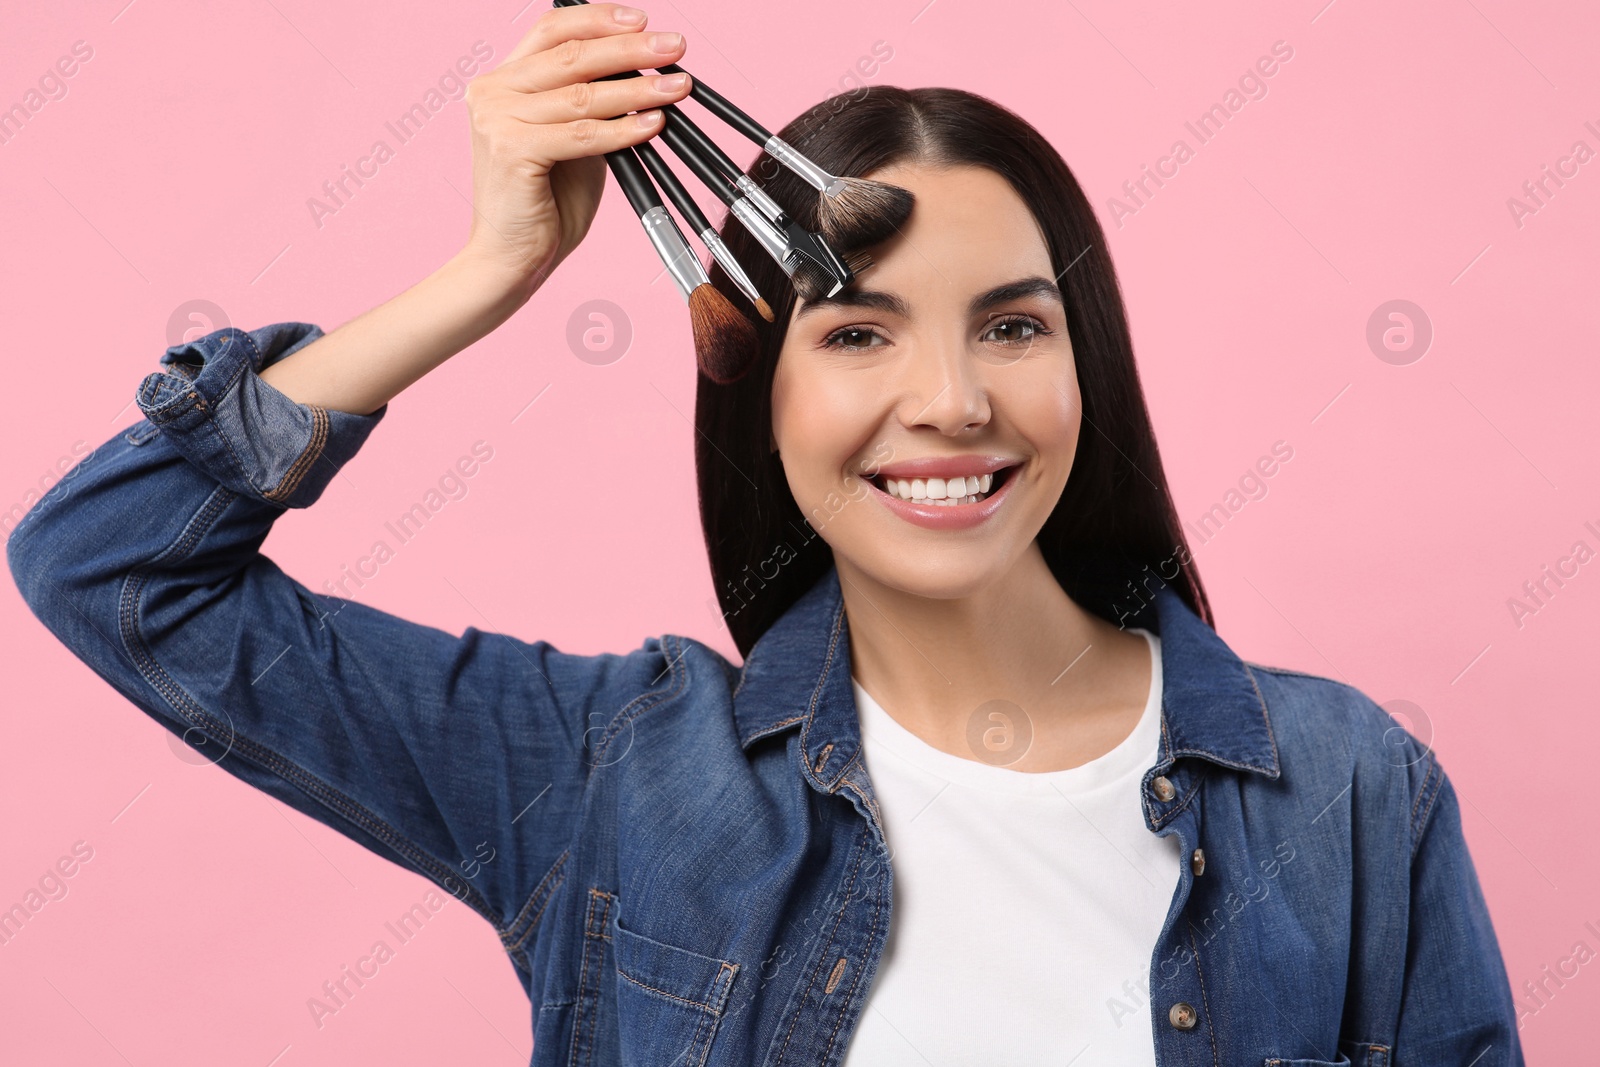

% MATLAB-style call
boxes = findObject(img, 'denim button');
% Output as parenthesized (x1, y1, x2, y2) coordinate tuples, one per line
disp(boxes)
(1152, 775, 1176, 802)
(1169, 1001, 1197, 1029)
(1191, 848, 1206, 875)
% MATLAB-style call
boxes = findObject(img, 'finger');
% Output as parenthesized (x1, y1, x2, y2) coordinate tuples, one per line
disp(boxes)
(502, 2, 649, 66)
(497, 27, 687, 95)
(510, 71, 691, 126)
(536, 109, 669, 164)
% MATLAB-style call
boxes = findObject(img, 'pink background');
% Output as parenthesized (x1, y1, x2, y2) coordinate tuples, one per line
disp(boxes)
(3, 0, 1596, 1061)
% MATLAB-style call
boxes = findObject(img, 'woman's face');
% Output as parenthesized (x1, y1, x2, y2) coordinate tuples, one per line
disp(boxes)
(771, 162, 1082, 600)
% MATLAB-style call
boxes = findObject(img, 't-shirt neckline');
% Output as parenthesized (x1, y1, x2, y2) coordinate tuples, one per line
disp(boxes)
(850, 628, 1163, 797)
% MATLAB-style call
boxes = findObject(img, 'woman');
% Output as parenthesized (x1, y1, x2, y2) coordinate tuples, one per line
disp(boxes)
(6, 4, 1522, 1065)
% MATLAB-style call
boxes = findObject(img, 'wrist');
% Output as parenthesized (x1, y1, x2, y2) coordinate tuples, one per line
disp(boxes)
(446, 243, 557, 313)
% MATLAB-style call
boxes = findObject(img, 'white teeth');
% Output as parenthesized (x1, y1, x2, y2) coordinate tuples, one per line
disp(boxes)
(879, 471, 1004, 505)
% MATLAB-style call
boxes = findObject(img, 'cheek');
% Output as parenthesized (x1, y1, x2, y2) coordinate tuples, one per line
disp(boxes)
(772, 362, 880, 491)
(1003, 366, 1081, 471)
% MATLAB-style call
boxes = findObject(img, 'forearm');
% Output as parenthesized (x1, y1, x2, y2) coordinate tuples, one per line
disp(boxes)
(257, 250, 538, 416)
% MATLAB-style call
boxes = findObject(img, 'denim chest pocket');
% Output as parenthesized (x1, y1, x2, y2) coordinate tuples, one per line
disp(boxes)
(611, 909, 741, 1067)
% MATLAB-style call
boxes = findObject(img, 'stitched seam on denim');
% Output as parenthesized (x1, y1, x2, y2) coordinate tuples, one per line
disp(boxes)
(838, 760, 880, 829)
(264, 403, 328, 503)
(119, 484, 502, 933)
(616, 968, 722, 1012)
(684, 964, 738, 1067)
(570, 888, 613, 1067)
(771, 822, 870, 1067)
(593, 634, 689, 765)
(799, 600, 847, 788)
(1185, 922, 1221, 1067)
(1244, 661, 1349, 687)
(1240, 662, 1282, 774)
(820, 823, 885, 1064)
(503, 848, 570, 954)
(1408, 751, 1444, 861)
(1167, 746, 1273, 776)
(126, 420, 160, 445)
(203, 330, 276, 501)
(745, 713, 807, 748)
(187, 397, 256, 495)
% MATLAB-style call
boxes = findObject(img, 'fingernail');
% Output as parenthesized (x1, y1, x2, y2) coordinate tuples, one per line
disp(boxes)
(613, 6, 646, 25)
(648, 31, 682, 53)
(654, 72, 687, 92)
(636, 110, 662, 128)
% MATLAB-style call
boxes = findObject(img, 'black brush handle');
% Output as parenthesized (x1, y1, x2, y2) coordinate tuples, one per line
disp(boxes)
(603, 147, 662, 219)
(551, 0, 767, 174)
(657, 112, 739, 208)
(550, 0, 769, 144)
(634, 140, 711, 233)
(655, 62, 771, 145)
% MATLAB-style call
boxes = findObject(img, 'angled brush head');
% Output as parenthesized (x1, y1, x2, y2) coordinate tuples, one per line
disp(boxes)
(689, 283, 759, 384)
(817, 176, 915, 249)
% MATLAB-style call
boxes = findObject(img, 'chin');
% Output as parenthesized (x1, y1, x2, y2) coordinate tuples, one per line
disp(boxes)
(837, 535, 1022, 602)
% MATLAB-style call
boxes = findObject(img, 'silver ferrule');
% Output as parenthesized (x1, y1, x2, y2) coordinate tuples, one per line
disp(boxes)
(735, 173, 788, 226)
(640, 206, 709, 303)
(730, 197, 792, 267)
(763, 135, 846, 197)
(699, 228, 762, 306)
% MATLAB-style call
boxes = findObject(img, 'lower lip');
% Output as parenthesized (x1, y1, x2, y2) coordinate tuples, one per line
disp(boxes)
(865, 471, 1018, 531)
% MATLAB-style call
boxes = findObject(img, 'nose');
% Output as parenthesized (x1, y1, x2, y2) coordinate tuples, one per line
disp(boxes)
(897, 335, 990, 436)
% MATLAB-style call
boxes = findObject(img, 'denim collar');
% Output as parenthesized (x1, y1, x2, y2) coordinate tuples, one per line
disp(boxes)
(730, 565, 1281, 788)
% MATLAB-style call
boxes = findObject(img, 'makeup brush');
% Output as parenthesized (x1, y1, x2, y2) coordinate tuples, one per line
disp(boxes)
(559, 39, 858, 296)
(634, 139, 773, 323)
(603, 147, 757, 383)
(553, 0, 913, 248)
(654, 113, 871, 302)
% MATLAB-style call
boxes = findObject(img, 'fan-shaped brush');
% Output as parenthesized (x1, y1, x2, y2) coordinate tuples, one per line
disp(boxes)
(552, 0, 913, 248)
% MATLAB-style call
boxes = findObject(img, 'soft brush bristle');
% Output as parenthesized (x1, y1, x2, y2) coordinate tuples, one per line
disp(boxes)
(843, 250, 874, 276)
(689, 284, 758, 384)
(818, 177, 915, 249)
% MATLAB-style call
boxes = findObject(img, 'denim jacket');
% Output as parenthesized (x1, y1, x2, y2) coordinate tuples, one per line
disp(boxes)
(7, 321, 1524, 1067)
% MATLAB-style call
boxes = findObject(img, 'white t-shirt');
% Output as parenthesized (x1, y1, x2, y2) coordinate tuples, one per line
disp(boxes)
(839, 628, 1180, 1067)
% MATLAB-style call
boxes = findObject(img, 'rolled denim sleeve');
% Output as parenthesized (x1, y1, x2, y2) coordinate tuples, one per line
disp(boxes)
(134, 322, 382, 508)
(6, 322, 667, 977)
(1394, 760, 1526, 1066)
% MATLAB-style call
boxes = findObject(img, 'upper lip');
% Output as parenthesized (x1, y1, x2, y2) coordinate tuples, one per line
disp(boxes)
(862, 454, 1022, 480)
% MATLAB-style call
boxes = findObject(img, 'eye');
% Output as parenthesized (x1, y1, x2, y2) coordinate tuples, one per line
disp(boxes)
(982, 315, 1053, 345)
(820, 326, 888, 352)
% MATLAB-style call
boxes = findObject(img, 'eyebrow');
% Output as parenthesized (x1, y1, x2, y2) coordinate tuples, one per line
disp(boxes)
(793, 275, 1064, 321)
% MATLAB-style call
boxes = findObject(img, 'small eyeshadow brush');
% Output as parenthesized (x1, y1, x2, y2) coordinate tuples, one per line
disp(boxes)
(603, 146, 757, 383)
(633, 139, 773, 323)
(553, 0, 913, 248)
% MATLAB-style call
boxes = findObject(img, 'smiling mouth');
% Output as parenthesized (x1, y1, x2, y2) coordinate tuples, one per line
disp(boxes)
(870, 466, 1015, 507)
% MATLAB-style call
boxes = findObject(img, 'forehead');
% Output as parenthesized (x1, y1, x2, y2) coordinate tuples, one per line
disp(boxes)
(844, 162, 1054, 296)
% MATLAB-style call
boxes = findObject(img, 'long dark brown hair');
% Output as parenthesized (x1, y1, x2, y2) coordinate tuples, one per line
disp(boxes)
(695, 85, 1209, 659)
